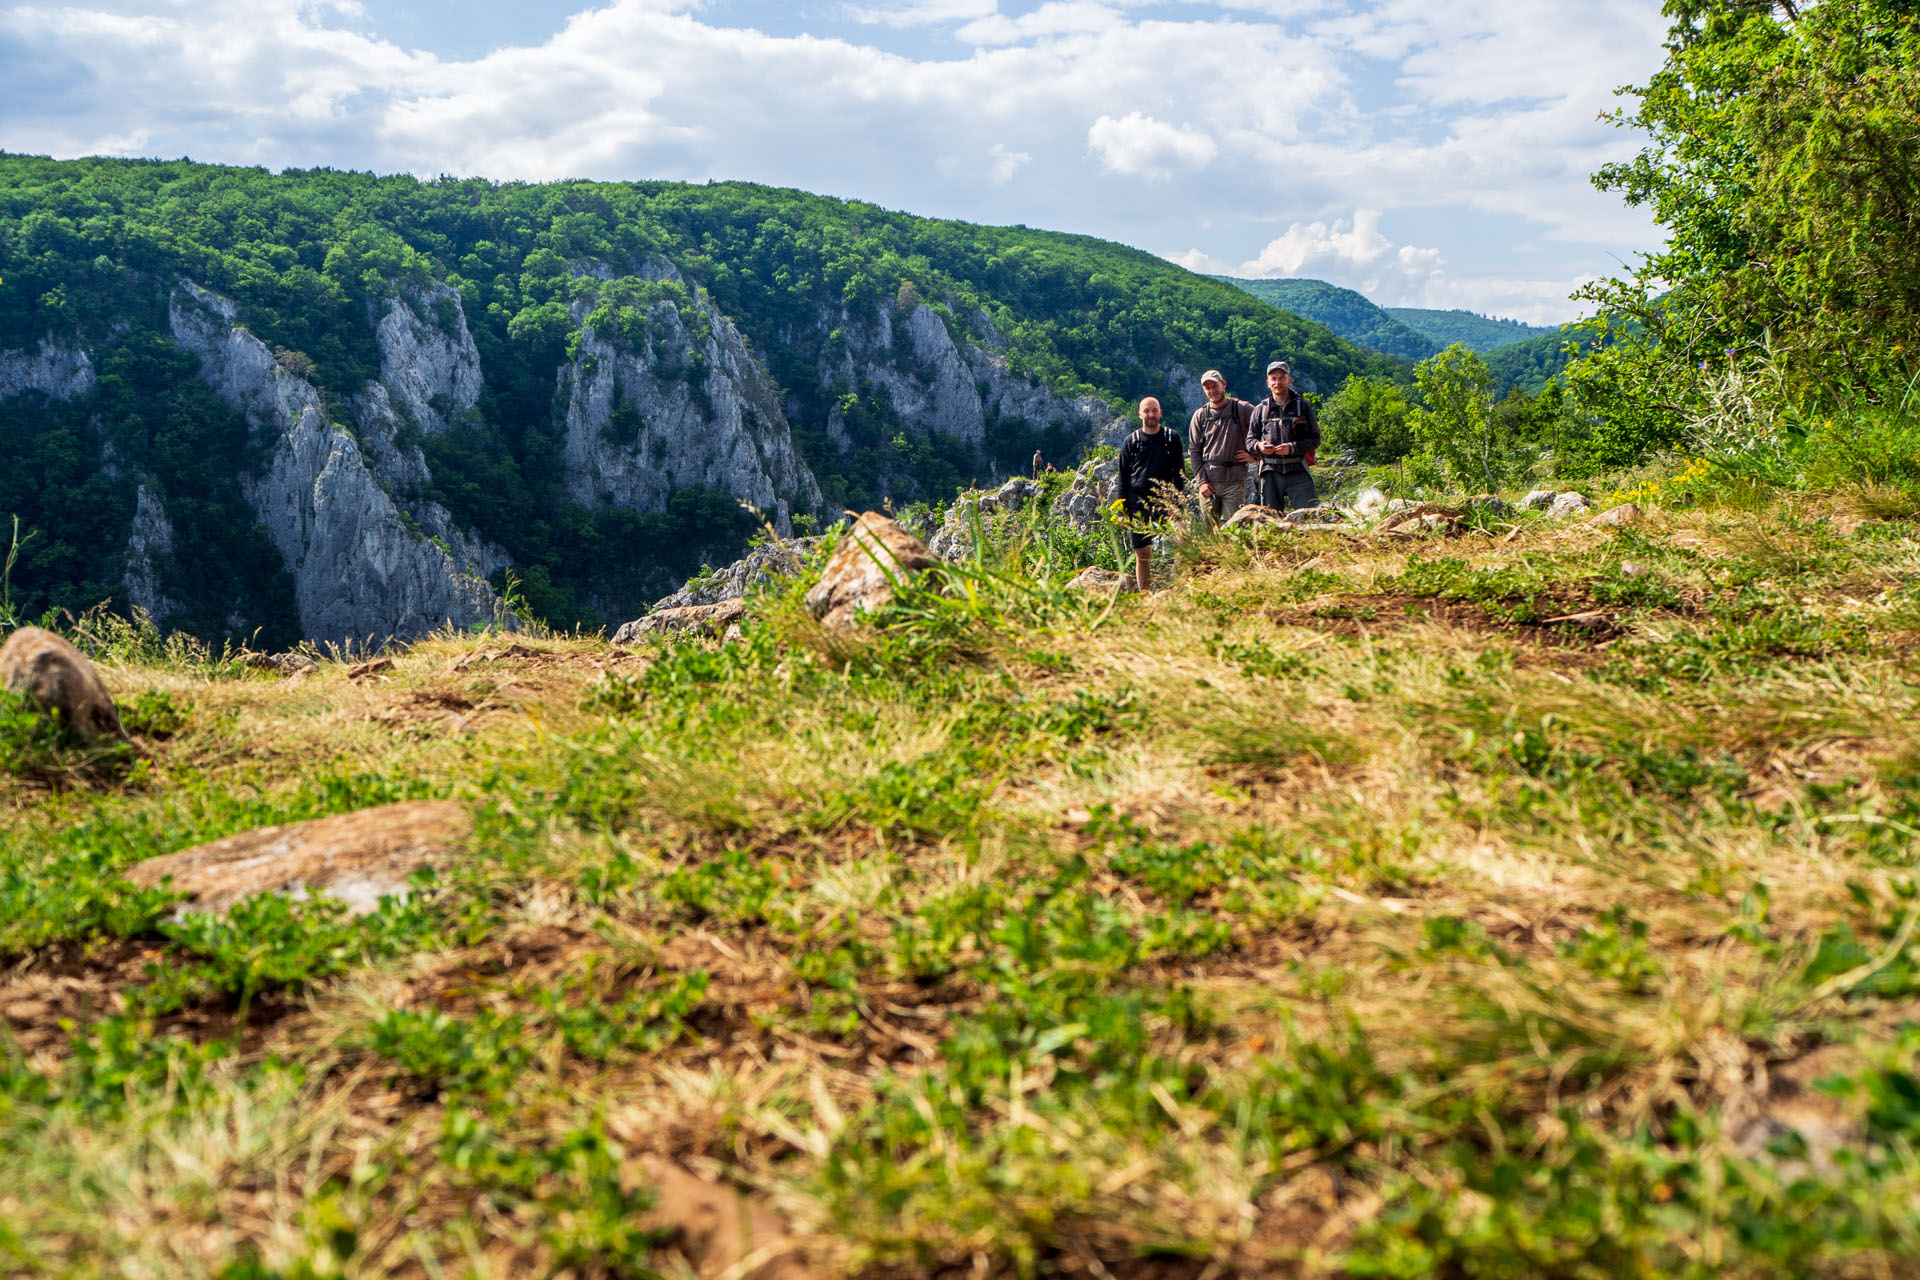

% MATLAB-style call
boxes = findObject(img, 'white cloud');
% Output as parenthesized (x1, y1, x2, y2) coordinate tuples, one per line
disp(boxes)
(0, 0, 1672, 322)
(1086, 111, 1217, 178)
(843, 0, 997, 27)
(1174, 209, 1446, 306)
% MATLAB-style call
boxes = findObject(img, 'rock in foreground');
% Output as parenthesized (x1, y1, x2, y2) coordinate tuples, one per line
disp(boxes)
(0, 626, 123, 740)
(612, 599, 747, 643)
(805, 513, 939, 631)
(123, 801, 471, 916)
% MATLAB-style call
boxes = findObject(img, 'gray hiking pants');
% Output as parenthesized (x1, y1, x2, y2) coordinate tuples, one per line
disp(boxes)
(1261, 469, 1319, 512)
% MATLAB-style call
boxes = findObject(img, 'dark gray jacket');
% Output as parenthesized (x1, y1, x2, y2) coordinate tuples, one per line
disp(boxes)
(1250, 390, 1321, 475)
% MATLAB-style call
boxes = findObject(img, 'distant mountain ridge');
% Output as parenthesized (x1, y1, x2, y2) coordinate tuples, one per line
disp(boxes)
(1215, 277, 1556, 358)
(1211, 278, 1439, 362)
(1383, 307, 1557, 354)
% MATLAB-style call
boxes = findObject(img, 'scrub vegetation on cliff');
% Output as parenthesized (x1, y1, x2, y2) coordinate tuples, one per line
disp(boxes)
(0, 154, 1399, 636)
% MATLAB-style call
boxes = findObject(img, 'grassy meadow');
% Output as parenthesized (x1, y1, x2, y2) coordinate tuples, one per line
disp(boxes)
(4, 480, 1920, 1279)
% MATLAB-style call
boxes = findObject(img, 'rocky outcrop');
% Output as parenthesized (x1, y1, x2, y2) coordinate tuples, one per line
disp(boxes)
(611, 598, 746, 643)
(559, 263, 822, 535)
(818, 303, 1114, 454)
(122, 800, 471, 917)
(373, 286, 484, 436)
(0, 338, 94, 401)
(122, 482, 178, 624)
(1051, 458, 1122, 532)
(1547, 492, 1593, 519)
(169, 283, 506, 645)
(0, 627, 124, 741)
(805, 513, 939, 630)
(649, 538, 821, 612)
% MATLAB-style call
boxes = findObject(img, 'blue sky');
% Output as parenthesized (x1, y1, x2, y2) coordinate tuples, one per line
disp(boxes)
(0, 0, 1674, 323)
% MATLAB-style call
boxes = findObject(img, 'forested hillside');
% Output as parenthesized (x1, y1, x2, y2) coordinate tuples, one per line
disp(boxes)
(1384, 306, 1556, 353)
(0, 156, 1397, 641)
(1214, 277, 1439, 362)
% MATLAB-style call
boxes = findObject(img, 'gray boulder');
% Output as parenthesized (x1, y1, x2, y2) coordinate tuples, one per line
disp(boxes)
(1548, 492, 1593, 519)
(612, 598, 747, 643)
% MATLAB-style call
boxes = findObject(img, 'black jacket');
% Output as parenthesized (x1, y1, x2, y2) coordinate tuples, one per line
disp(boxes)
(1116, 427, 1186, 512)
(1250, 391, 1320, 474)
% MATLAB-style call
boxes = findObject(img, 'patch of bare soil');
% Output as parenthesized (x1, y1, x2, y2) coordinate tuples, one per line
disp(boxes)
(637, 1155, 817, 1280)
(0, 935, 307, 1059)
(1264, 594, 1624, 653)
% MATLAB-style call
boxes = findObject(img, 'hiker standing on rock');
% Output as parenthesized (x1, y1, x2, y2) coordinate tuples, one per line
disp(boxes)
(1251, 360, 1321, 512)
(1190, 369, 1257, 528)
(1115, 396, 1187, 591)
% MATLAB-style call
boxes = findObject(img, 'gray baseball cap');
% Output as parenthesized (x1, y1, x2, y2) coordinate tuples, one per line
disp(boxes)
(1200, 369, 1226, 385)
(1267, 360, 1292, 375)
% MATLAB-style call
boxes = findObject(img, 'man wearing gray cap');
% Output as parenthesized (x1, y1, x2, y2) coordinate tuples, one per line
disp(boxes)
(1188, 369, 1257, 527)
(1251, 360, 1321, 512)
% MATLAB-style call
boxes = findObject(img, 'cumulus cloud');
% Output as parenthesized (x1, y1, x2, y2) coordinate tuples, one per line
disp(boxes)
(1086, 111, 1218, 178)
(0, 0, 1672, 322)
(1174, 210, 1446, 306)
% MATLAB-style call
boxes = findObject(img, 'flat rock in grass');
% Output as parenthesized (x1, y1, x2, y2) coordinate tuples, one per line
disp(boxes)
(804, 512, 938, 631)
(1222, 505, 1287, 531)
(1066, 567, 1132, 592)
(0, 626, 123, 740)
(1591, 502, 1643, 528)
(1547, 492, 1592, 519)
(1377, 503, 1462, 536)
(122, 800, 471, 917)
(612, 598, 746, 644)
(1521, 489, 1559, 511)
(1281, 505, 1345, 525)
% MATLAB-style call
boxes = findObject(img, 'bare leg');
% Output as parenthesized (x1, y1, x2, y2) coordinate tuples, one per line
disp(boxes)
(1134, 546, 1153, 592)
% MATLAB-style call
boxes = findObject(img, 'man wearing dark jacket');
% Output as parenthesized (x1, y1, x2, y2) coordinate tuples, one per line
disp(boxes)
(1115, 396, 1186, 590)
(1250, 360, 1321, 511)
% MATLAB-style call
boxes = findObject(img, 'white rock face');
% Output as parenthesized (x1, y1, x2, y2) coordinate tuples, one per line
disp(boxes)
(0, 338, 94, 401)
(123, 482, 178, 624)
(820, 303, 1111, 457)
(1547, 492, 1593, 519)
(169, 283, 505, 645)
(347, 381, 513, 581)
(373, 286, 484, 435)
(558, 264, 822, 533)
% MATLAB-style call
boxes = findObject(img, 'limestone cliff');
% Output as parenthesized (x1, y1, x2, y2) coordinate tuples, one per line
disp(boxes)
(0, 338, 93, 402)
(815, 302, 1120, 456)
(557, 262, 822, 534)
(168, 283, 506, 645)
(122, 482, 178, 624)
(372, 286, 485, 436)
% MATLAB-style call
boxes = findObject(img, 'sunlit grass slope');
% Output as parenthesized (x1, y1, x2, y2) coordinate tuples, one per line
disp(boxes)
(3, 490, 1920, 1278)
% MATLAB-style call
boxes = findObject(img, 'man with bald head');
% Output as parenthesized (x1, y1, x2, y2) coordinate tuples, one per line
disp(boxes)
(1114, 396, 1187, 590)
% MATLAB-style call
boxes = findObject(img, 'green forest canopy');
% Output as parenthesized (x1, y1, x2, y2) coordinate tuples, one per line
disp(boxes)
(0, 153, 1402, 635)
